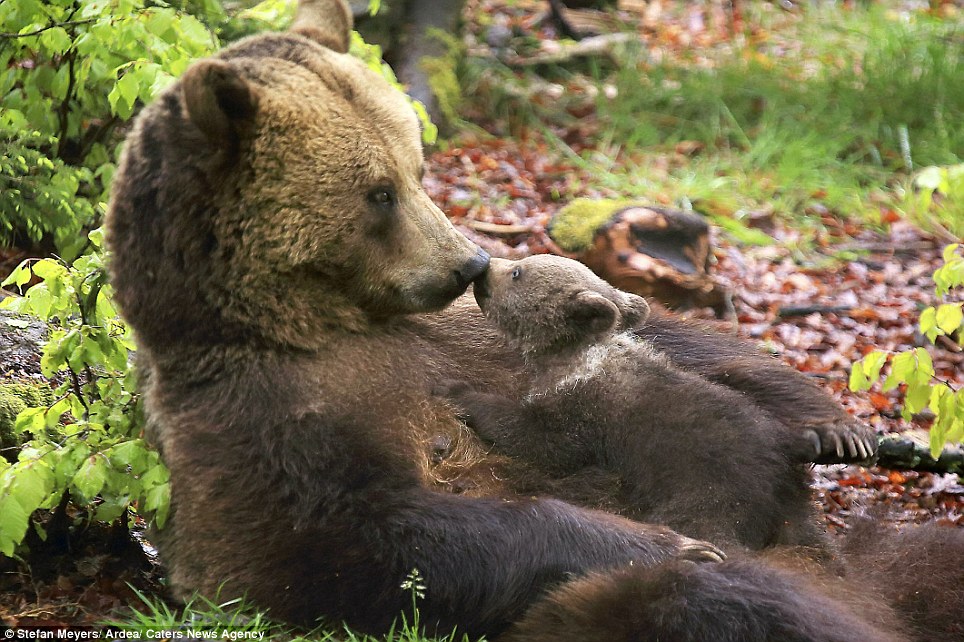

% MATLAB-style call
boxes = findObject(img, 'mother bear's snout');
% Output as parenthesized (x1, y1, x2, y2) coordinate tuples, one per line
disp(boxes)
(454, 248, 491, 291)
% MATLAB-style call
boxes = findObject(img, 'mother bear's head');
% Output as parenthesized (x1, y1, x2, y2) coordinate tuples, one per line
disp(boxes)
(107, 0, 488, 351)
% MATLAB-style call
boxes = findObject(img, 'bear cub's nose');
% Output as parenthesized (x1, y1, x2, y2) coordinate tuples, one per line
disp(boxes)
(454, 249, 491, 290)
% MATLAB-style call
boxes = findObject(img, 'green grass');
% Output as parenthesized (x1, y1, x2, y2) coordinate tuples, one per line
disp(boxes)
(588, 4, 963, 237)
(466, 2, 962, 240)
(105, 590, 484, 642)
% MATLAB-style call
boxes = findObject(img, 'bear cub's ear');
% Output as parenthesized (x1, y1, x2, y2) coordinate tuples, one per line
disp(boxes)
(567, 291, 620, 337)
(181, 59, 259, 144)
(620, 293, 651, 329)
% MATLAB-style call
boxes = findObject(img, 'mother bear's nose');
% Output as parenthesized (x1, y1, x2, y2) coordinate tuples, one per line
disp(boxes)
(454, 248, 491, 290)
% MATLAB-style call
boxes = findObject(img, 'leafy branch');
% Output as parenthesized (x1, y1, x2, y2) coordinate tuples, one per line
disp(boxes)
(0, 18, 95, 39)
(0, 231, 169, 556)
(851, 244, 964, 457)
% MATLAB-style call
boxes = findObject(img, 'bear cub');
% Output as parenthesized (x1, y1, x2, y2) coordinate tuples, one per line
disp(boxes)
(440, 255, 824, 550)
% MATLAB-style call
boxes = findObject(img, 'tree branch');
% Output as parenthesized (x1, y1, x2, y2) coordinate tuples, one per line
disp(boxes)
(0, 18, 94, 39)
(56, 48, 77, 161)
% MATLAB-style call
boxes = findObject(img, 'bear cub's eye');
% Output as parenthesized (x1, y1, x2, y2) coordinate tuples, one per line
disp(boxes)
(511, 267, 522, 280)
(368, 187, 396, 209)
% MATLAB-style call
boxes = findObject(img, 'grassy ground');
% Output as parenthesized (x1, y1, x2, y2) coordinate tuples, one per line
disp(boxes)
(107, 591, 483, 642)
(463, 0, 963, 241)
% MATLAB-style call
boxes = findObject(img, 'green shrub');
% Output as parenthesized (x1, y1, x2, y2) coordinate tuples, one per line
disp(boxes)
(0, 0, 218, 256)
(0, 229, 167, 557)
(850, 244, 964, 457)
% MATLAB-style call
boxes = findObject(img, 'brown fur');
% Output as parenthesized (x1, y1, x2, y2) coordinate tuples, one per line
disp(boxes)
(503, 558, 906, 642)
(636, 311, 877, 463)
(105, 1, 905, 637)
(440, 255, 827, 550)
(842, 518, 964, 642)
(106, 5, 729, 636)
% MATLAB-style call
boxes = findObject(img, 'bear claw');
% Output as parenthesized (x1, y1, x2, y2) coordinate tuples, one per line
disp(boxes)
(677, 538, 726, 564)
(804, 421, 878, 465)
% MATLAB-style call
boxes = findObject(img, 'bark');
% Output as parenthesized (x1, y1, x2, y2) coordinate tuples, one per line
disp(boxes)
(390, 0, 466, 131)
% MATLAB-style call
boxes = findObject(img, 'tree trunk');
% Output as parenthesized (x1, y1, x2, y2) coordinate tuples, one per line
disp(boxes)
(390, 0, 466, 131)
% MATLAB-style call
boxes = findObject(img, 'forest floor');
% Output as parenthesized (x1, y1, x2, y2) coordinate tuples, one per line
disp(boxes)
(427, 134, 964, 530)
(1, 0, 962, 634)
(424, 0, 963, 531)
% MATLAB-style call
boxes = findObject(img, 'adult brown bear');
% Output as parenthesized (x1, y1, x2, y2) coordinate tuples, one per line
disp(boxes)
(105, 0, 894, 638)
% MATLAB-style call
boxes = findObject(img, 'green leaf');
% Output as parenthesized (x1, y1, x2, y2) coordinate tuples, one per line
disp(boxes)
(79, 0, 111, 20)
(24, 284, 53, 320)
(140, 464, 169, 487)
(118, 69, 140, 109)
(412, 99, 439, 146)
(72, 454, 108, 500)
(864, 351, 887, 383)
(913, 347, 934, 380)
(39, 26, 72, 55)
(45, 397, 71, 429)
(31, 258, 67, 281)
(935, 303, 963, 335)
(107, 440, 148, 474)
(2, 262, 31, 289)
(883, 351, 915, 391)
(53, 442, 89, 489)
(10, 461, 54, 510)
(849, 359, 868, 391)
(143, 481, 170, 528)
(0, 495, 30, 556)
(904, 380, 931, 415)
(14, 407, 46, 435)
(236, 0, 296, 28)
(145, 9, 175, 38)
(919, 306, 939, 343)
(943, 243, 960, 263)
(94, 496, 129, 523)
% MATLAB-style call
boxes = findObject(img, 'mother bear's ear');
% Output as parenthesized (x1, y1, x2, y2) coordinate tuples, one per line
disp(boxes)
(291, 0, 353, 54)
(181, 59, 260, 145)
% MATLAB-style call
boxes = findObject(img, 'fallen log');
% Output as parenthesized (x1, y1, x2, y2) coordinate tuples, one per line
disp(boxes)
(875, 430, 964, 475)
(547, 199, 733, 316)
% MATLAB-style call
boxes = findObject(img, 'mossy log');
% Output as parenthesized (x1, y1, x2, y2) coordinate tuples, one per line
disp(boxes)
(547, 199, 732, 316)
(0, 381, 55, 459)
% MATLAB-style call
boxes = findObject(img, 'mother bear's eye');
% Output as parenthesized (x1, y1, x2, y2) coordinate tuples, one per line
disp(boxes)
(511, 267, 522, 280)
(367, 187, 396, 209)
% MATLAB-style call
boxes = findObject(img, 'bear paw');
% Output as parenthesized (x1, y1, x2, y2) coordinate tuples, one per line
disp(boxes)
(803, 419, 878, 464)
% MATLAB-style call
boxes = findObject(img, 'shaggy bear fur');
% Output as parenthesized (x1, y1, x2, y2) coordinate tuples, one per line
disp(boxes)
(504, 559, 905, 642)
(842, 518, 964, 642)
(439, 255, 825, 550)
(106, 1, 729, 635)
(106, 0, 901, 638)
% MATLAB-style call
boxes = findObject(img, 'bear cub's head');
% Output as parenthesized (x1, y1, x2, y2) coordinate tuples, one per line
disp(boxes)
(475, 255, 650, 358)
